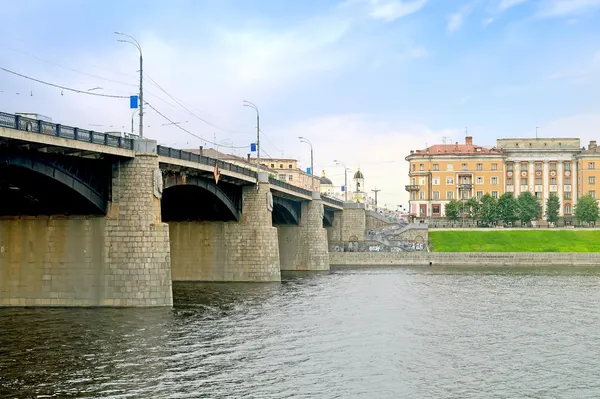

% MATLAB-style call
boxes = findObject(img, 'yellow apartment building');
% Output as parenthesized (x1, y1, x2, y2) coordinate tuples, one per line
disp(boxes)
(406, 136, 600, 219)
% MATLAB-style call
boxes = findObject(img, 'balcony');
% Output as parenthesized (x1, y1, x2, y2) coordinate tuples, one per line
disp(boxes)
(405, 184, 420, 192)
(457, 183, 473, 190)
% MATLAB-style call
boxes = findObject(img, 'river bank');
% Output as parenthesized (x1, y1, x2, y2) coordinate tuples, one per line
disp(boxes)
(329, 252, 600, 267)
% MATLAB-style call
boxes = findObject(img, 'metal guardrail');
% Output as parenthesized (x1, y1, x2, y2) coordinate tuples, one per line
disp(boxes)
(322, 195, 344, 207)
(268, 176, 312, 197)
(157, 145, 258, 179)
(0, 112, 134, 150)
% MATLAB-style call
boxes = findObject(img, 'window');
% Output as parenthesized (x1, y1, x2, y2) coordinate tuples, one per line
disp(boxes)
(411, 192, 416, 200)
(419, 164, 424, 171)
(433, 164, 439, 171)
(565, 204, 572, 214)
(565, 177, 571, 185)
(491, 191, 499, 199)
(476, 177, 483, 185)
(507, 178, 513, 185)
(432, 204, 441, 214)
(278, 174, 286, 180)
(279, 164, 283, 168)
(476, 191, 483, 200)
(589, 162, 595, 170)
(446, 177, 454, 185)
(491, 177, 498, 185)
(521, 162, 529, 171)
(507, 163, 514, 172)
(419, 178, 425, 185)
(288, 175, 293, 181)
(491, 163, 498, 171)
(564, 162, 571, 171)
(288, 164, 292, 169)
(589, 176, 596, 184)
(432, 191, 440, 200)
(462, 163, 468, 171)
(535, 178, 542, 185)
(412, 164, 416, 171)
(447, 191, 454, 200)
(461, 191, 470, 199)
(461, 177, 471, 184)
(270, 163, 275, 168)
(549, 177, 556, 185)
(419, 191, 425, 200)
(476, 163, 483, 171)
(411, 178, 416, 185)
(564, 192, 571, 200)
(432, 178, 440, 185)
(521, 178, 528, 185)
(447, 164, 454, 171)
(535, 163, 542, 171)
(536, 192, 543, 199)
(590, 190, 596, 199)
(550, 163, 557, 171)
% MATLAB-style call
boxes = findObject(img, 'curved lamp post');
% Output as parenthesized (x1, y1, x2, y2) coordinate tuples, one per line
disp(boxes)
(334, 159, 348, 202)
(299, 137, 314, 190)
(115, 32, 144, 138)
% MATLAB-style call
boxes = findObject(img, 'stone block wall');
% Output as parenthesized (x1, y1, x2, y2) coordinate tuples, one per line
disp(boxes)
(170, 182, 281, 282)
(0, 151, 173, 307)
(278, 197, 329, 271)
(340, 208, 366, 242)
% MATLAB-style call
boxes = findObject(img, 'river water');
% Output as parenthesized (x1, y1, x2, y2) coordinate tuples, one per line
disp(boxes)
(2, 266, 600, 398)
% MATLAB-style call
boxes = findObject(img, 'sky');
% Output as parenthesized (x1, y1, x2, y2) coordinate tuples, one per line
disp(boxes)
(1, 0, 600, 208)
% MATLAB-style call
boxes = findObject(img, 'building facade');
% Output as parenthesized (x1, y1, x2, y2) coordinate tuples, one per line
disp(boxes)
(406, 136, 600, 219)
(259, 158, 320, 191)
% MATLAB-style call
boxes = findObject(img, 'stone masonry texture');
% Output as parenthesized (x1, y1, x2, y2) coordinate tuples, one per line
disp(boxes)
(278, 199, 330, 271)
(169, 182, 281, 282)
(0, 154, 173, 307)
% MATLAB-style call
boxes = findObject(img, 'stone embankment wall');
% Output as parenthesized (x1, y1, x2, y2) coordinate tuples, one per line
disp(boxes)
(330, 252, 600, 267)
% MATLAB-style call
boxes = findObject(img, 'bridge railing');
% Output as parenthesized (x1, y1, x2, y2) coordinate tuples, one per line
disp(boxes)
(321, 195, 344, 208)
(268, 176, 312, 197)
(156, 145, 258, 179)
(0, 112, 134, 150)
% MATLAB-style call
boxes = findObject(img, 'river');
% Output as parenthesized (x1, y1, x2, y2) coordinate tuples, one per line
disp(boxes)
(2, 266, 600, 398)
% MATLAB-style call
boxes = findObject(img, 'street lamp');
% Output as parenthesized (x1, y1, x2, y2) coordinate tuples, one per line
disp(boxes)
(299, 137, 314, 190)
(131, 109, 138, 135)
(334, 159, 348, 202)
(242, 100, 260, 161)
(216, 139, 232, 155)
(115, 32, 144, 138)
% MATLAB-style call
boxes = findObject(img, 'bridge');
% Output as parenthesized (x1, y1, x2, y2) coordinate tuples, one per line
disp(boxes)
(0, 111, 344, 307)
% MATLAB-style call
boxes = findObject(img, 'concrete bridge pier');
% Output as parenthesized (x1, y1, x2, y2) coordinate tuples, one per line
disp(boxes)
(278, 192, 330, 271)
(169, 172, 281, 282)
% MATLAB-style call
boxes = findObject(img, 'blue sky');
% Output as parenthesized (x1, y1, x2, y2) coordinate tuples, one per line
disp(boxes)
(1, 0, 600, 207)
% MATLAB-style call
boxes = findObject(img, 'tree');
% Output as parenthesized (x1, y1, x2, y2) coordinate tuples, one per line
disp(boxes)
(498, 192, 519, 225)
(545, 194, 560, 224)
(575, 194, 599, 224)
(445, 199, 461, 221)
(517, 191, 542, 225)
(480, 194, 499, 224)
(466, 197, 481, 219)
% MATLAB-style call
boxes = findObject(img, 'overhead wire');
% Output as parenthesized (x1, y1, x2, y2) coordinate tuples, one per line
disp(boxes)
(0, 67, 130, 98)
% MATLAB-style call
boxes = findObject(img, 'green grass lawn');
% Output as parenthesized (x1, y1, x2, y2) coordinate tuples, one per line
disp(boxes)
(429, 230, 600, 252)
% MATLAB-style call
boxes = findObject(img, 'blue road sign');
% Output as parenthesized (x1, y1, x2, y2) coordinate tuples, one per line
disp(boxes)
(250, 143, 257, 152)
(341, 185, 345, 192)
(306, 167, 311, 174)
(130, 95, 139, 109)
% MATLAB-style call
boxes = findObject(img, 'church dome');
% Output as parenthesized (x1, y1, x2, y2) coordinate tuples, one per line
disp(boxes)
(354, 168, 364, 179)
(320, 170, 333, 185)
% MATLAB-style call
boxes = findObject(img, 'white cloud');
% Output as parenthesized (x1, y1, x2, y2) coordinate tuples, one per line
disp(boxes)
(540, 113, 600, 145)
(498, 0, 529, 11)
(482, 17, 495, 26)
(447, 12, 465, 33)
(405, 46, 429, 59)
(536, 0, 600, 18)
(277, 114, 457, 207)
(592, 50, 600, 67)
(349, 0, 428, 22)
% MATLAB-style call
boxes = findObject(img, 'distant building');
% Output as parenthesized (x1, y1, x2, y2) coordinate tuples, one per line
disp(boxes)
(258, 158, 320, 191)
(406, 136, 600, 219)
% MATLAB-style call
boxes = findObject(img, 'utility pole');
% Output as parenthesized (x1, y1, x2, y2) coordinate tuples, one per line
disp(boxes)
(243, 101, 260, 181)
(299, 137, 314, 190)
(116, 32, 144, 138)
(335, 160, 348, 202)
(371, 188, 381, 212)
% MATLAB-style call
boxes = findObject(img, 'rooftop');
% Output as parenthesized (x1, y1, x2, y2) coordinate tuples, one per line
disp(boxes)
(409, 136, 502, 157)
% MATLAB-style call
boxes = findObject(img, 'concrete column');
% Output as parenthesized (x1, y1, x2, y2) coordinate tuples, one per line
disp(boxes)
(514, 162, 520, 197)
(170, 172, 281, 282)
(572, 161, 578, 208)
(542, 160, 549, 215)
(104, 140, 172, 306)
(327, 210, 343, 244)
(558, 162, 563, 216)
(528, 161, 535, 193)
(278, 192, 330, 271)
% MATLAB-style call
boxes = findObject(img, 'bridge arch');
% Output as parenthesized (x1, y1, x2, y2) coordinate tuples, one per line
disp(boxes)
(272, 196, 300, 225)
(0, 152, 108, 214)
(162, 174, 241, 221)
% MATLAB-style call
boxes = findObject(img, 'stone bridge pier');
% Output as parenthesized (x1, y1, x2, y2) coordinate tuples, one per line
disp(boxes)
(169, 172, 281, 282)
(0, 139, 172, 307)
(277, 192, 330, 271)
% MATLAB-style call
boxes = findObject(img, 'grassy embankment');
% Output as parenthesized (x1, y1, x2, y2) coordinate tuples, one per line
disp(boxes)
(429, 230, 600, 252)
